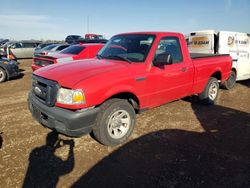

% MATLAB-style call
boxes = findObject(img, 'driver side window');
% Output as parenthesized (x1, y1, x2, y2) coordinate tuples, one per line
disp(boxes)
(155, 37, 183, 64)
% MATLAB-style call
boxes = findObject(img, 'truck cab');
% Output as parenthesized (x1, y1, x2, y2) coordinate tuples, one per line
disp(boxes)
(187, 30, 250, 84)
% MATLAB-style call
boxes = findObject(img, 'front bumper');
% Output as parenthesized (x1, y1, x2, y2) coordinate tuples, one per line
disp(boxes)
(28, 92, 100, 137)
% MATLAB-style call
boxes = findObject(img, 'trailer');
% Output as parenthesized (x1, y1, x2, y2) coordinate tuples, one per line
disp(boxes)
(186, 30, 250, 88)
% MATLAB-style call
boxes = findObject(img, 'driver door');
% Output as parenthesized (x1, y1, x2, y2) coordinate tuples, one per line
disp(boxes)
(147, 37, 193, 107)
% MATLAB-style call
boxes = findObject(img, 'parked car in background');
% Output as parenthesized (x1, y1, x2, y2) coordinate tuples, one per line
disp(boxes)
(34, 44, 70, 57)
(35, 43, 56, 51)
(1, 40, 40, 59)
(0, 55, 20, 83)
(85, 34, 105, 40)
(0, 39, 9, 47)
(28, 31, 232, 146)
(65, 34, 108, 44)
(65, 35, 83, 44)
(80, 34, 108, 44)
(186, 30, 250, 89)
(32, 43, 104, 71)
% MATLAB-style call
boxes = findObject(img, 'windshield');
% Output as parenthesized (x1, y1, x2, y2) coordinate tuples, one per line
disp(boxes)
(71, 35, 81, 39)
(98, 34, 155, 62)
(37, 43, 53, 49)
(97, 35, 104, 39)
(60, 45, 85, 55)
(42, 44, 58, 51)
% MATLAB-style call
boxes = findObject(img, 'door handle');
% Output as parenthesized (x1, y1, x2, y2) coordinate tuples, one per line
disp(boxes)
(181, 67, 187, 72)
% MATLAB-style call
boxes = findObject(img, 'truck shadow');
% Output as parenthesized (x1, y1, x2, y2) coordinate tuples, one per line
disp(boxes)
(72, 104, 250, 188)
(22, 131, 75, 188)
(9, 73, 24, 81)
(238, 79, 250, 88)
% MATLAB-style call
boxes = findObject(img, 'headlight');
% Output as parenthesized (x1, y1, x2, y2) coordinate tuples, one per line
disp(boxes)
(57, 88, 85, 105)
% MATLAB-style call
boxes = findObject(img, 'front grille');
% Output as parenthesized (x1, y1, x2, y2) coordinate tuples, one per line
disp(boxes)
(32, 75, 59, 106)
(34, 59, 54, 67)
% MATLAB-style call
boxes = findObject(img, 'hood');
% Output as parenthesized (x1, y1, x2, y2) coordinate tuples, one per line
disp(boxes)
(34, 58, 128, 88)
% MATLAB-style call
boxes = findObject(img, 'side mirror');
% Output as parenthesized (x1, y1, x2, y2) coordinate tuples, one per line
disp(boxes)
(153, 52, 173, 66)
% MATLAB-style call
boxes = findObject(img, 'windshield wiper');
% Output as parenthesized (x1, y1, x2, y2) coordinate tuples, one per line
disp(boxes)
(106, 55, 132, 63)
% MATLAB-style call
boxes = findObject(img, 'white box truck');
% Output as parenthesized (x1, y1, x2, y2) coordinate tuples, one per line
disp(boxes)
(186, 30, 250, 89)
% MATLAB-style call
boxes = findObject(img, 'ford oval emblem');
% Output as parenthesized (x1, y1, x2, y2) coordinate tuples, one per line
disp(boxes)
(34, 86, 42, 95)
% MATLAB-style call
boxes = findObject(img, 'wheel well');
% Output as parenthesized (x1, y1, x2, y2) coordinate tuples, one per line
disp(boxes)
(211, 71, 221, 81)
(232, 68, 237, 75)
(105, 92, 140, 113)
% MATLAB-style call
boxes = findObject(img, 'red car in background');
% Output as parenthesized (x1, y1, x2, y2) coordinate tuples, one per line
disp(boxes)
(32, 43, 104, 71)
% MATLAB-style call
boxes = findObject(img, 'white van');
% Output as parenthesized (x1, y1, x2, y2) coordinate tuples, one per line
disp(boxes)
(186, 30, 250, 89)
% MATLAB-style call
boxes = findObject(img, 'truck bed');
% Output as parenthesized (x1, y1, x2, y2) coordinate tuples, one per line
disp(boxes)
(190, 53, 230, 59)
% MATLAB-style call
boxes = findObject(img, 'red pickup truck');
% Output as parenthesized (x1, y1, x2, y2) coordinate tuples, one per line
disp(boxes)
(28, 32, 232, 146)
(31, 43, 104, 71)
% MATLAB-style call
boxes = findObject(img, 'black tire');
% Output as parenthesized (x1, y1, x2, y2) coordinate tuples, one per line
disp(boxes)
(92, 99, 136, 146)
(0, 67, 7, 83)
(222, 70, 236, 90)
(198, 77, 219, 105)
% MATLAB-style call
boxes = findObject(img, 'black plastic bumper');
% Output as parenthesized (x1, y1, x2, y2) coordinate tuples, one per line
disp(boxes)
(28, 92, 100, 137)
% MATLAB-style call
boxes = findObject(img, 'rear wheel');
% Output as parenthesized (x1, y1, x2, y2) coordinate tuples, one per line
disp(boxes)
(92, 99, 136, 146)
(0, 68, 7, 83)
(222, 70, 236, 90)
(198, 77, 219, 105)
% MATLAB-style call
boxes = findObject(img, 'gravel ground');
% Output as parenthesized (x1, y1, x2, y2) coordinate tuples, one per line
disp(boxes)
(0, 59, 249, 188)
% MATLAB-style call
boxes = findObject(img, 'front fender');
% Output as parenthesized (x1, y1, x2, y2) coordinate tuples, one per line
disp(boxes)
(97, 84, 138, 105)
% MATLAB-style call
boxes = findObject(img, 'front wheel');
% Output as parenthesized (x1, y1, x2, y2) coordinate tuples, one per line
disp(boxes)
(222, 71, 236, 90)
(0, 68, 7, 83)
(198, 77, 219, 105)
(92, 99, 136, 146)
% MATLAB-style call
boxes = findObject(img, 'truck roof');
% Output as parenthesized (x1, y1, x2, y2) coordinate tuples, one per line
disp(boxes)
(114, 31, 184, 37)
(77, 43, 104, 47)
(189, 30, 249, 36)
(190, 30, 217, 34)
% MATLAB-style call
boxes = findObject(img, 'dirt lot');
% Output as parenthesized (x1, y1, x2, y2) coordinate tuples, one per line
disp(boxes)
(0, 59, 250, 188)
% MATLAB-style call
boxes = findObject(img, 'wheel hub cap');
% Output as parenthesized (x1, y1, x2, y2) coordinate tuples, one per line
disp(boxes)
(209, 82, 218, 100)
(0, 71, 4, 81)
(107, 110, 131, 139)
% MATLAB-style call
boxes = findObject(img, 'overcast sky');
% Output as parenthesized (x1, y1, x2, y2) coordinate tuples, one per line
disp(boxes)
(0, 0, 249, 40)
